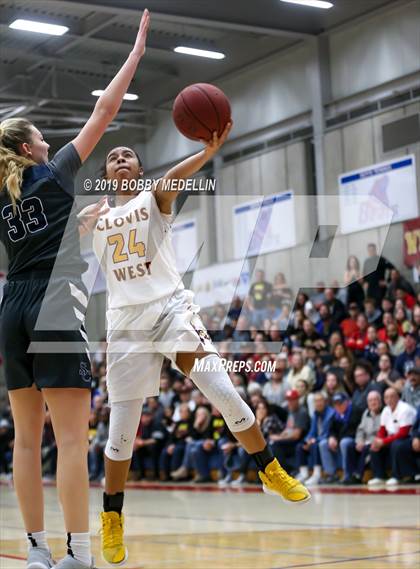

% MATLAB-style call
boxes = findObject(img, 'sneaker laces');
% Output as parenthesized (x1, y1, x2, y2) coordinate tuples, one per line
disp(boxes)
(269, 464, 297, 490)
(100, 514, 123, 549)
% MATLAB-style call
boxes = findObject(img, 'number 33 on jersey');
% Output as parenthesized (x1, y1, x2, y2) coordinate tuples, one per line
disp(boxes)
(92, 191, 184, 309)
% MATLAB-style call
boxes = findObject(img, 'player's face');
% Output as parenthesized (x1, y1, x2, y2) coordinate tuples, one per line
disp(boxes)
(26, 126, 50, 163)
(106, 147, 143, 184)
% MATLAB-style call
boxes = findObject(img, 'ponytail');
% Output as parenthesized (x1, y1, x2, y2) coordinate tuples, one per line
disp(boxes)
(0, 118, 36, 212)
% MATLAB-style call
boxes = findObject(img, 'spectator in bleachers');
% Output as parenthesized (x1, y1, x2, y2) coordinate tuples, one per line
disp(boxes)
(264, 299, 283, 327)
(295, 379, 310, 409)
(395, 305, 411, 335)
(392, 406, 420, 484)
(316, 304, 341, 342)
(309, 282, 326, 310)
(159, 372, 175, 409)
(402, 367, 420, 408)
(331, 343, 353, 369)
(364, 298, 382, 326)
(295, 392, 334, 485)
(232, 315, 251, 342)
(319, 393, 363, 484)
(340, 303, 360, 342)
(132, 408, 167, 480)
(363, 326, 379, 367)
(287, 351, 315, 391)
(172, 385, 195, 421)
(387, 269, 416, 304)
(249, 269, 272, 327)
(344, 255, 365, 308)
(381, 297, 394, 315)
(301, 319, 322, 348)
(337, 355, 356, 395)
(368, 387, 417, 486)
(269, 389, 309, 473)
(191, 407, 229, 483)
(171, 405, 212, 481)
(341, 390, 382, 484)
(352, 361, 377, 412)
(319, 371, 347, 407)
(386, 321, 405, 356)
(411, 304, 420, 333)
(271, 272, 293, 306)
(362, 243, 394, 304)
(395, 333, 420, 377)
(160, 404, 193, 481)
(262, 357, 288, 407)
(325, 288, 347, 324)
(374, 354, 401, 394)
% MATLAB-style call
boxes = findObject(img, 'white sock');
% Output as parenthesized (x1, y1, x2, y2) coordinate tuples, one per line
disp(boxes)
(312, 465, 322, 477)
(67, 533, 91, 567)
(299, 466, 309, 478)
(27, 530, 48, 550)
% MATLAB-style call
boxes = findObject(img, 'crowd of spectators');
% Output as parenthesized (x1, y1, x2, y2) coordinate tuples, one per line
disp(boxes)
(0, 243, 419, 487)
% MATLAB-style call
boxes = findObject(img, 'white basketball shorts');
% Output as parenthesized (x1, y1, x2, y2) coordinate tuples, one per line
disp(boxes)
(105, 288, 219, 403)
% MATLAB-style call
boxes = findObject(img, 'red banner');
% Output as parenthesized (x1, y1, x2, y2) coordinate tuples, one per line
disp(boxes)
(403, 218, 420, 267)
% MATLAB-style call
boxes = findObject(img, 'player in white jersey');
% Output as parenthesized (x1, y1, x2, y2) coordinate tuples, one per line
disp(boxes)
(91, 127, 311, 565)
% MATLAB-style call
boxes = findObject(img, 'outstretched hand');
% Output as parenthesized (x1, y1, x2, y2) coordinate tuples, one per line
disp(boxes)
(201, 121, 233, 158)
(132, 8, 150, 58)
(78, 197, 110, 236)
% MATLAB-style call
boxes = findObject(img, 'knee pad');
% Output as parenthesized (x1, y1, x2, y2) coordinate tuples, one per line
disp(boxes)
(105, 399, 144, 462)
(189, 355, 255, 433)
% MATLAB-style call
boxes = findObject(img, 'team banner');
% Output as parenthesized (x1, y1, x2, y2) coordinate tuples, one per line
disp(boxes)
(403, 217, 420, 268)
(339, 155, 418, 234)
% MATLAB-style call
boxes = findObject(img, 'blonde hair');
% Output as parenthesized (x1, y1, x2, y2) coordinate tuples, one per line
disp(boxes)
(0, 118, 36, 212)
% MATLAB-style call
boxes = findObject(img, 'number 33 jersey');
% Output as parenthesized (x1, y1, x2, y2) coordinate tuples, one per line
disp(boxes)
(92, 190, 184, 309)
(0, 144, 87, 280)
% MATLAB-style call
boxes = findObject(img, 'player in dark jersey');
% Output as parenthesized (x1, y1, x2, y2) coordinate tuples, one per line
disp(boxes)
(0, 9, 150, 569)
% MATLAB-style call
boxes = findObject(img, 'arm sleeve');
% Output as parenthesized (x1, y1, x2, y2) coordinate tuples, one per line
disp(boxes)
(377, 425, 388, 439)
(382, 425, 411, 445)
(48, 142, 82, 197)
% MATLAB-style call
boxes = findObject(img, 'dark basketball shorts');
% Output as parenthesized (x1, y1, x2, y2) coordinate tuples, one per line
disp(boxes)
(0, 272, 92, 391)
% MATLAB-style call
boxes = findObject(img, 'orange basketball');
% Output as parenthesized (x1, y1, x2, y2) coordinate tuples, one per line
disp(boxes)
(172, 83, 231, 142)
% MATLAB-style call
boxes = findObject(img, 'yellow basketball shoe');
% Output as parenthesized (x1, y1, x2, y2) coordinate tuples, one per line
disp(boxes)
(259, 458, 311, 504)
(100, 511, 128, 566)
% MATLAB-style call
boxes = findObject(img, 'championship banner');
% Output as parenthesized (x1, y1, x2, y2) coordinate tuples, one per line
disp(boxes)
(233, 191, 296, 259)
(403, 218, 420, 268)
(191, 259, 250, 308)
(339, 155, 418, 234)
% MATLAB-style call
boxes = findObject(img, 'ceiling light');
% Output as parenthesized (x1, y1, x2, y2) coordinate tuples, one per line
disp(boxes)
(91, 90, 138, 101)
(9, 19, 69, 36)
(280, 0, 333, 9)
(174, 46, 225, 60)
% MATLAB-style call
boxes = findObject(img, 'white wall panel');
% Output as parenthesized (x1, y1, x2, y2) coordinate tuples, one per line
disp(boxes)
(330, 2, 420, 100)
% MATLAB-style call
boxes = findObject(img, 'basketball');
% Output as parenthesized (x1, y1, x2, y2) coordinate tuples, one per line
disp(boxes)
(172, 83, 231, 141)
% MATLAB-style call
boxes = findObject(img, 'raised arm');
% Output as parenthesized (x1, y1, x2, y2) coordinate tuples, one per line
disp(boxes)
(71, 9, 150, 164)
(154, 121, 232, 214)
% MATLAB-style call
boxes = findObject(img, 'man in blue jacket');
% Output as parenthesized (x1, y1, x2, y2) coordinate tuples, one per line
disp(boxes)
(295, 392, 335, 485)
(319, 393, 364, 484)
